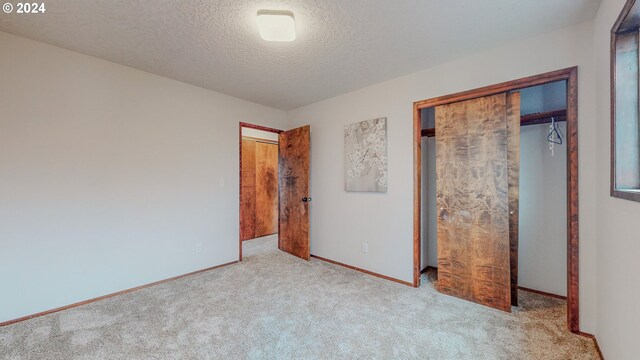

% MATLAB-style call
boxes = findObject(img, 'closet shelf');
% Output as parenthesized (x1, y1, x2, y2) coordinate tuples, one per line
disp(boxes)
(421, 109, 567, 137)
(520, 109, 567, 126)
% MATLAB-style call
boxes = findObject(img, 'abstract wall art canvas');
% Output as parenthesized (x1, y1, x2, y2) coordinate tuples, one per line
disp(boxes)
(345, 117, 388, 192)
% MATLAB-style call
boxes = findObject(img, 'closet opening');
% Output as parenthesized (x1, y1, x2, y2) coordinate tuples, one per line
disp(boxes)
(412, 67, 580, 333)
(239, 122, 282, 261)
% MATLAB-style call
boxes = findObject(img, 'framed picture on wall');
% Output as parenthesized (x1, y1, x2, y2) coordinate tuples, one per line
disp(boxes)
(344, 117, 388, 192)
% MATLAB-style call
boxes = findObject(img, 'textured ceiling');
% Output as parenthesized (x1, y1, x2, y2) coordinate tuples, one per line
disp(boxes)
(0, 0, 601, 110)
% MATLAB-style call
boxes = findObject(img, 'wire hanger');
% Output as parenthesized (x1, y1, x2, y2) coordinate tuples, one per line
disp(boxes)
(547, 116, 563, 156)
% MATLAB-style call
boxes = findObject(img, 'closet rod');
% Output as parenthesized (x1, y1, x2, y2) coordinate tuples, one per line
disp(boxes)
(421, 109, 567, 138)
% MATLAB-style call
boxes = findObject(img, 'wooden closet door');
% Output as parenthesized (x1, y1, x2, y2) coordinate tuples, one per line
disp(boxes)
(435, 93, 513, 312)
(506, 92, 521, 306)
(240, 139, 256, 241)
(255, 142, 279, 237)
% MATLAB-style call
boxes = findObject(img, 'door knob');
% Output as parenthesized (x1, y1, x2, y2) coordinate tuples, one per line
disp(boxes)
(302, 197, 312, 203)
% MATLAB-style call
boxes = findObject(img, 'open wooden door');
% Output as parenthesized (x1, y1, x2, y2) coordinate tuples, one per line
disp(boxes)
(435, 92, 518, 312)
(278, 125, 311, 260)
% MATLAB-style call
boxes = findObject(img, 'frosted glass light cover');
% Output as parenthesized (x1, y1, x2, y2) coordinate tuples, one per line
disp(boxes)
(257, 10, 296, 42)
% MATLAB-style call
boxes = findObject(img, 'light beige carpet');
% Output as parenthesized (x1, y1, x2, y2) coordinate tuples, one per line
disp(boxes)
(0, 236, 598, 359)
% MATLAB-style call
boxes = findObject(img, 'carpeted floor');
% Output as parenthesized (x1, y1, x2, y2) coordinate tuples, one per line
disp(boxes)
(0, 236, 598, 359)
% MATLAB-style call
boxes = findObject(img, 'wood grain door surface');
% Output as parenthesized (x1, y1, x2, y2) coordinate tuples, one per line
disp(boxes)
(255, 142, 279, 237)
(435, 93, 517, 312)
(240, 139, 256, 241)
(278, 125, 311, 260)
(506, 92, 521, 306)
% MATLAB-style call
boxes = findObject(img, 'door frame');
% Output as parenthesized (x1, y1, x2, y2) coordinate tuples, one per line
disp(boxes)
(412, 67, 580, 333)
(239, 122, 283, 261)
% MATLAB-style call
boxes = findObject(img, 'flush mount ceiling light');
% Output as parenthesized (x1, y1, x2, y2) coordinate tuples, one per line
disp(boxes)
(257, 10, 296, 42)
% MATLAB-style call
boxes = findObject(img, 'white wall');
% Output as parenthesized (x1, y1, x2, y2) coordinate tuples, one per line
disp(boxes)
(287, 20, 598, 333)
(0, 31, 288, 323)
(594, 0, 640, 358)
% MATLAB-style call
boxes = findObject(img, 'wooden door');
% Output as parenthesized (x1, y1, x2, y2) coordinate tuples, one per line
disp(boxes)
(506, 92, 521, 306)
(255, 142, 279, 237)
(240, 139, 256, 241)
(435, 93, 514, 312)
(278, 125, 311, 260)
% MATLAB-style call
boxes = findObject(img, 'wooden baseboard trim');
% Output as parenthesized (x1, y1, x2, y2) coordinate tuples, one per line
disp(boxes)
(517, 286, 567, 300)
(0, 260, 238, 327)
(576, 332, 604, 359)
(310, 254, 413, 287)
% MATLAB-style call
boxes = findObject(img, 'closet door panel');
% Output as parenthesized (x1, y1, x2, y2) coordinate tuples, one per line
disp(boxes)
(255, 142, 279, 237)
(506, 92, 521, 306)
(240, 185, 256, 240)
(436, 102, 471, 297)
(242, 139, 256, 187)
(435, 93, 512, 312)
(241, 139, 256, 240)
